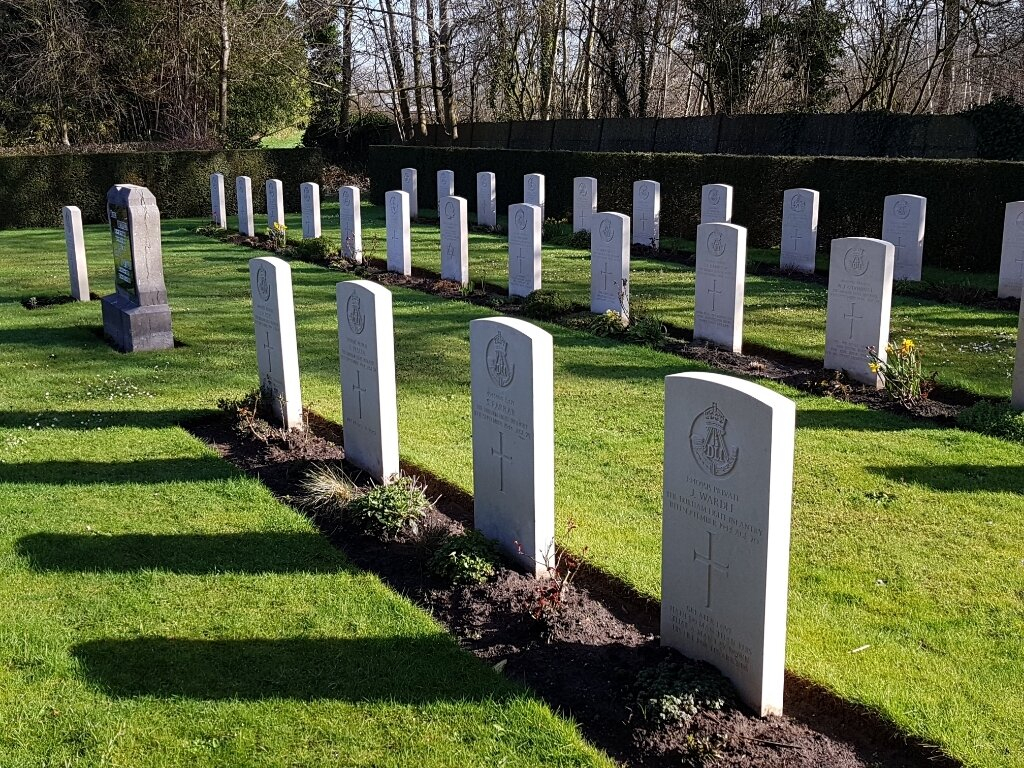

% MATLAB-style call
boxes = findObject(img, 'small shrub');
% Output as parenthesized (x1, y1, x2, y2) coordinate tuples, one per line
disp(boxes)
(290, 235, 340, 266)
(867, 338, 934, 406)
(522, 289, 576, 320)
(541, 216, 567, 240)
(298, 463, 360, 530)
(346, 475, 431, 538)
(587, 309, 627, 337)
(267, 221, 287, 249)
(633, 659, 734, 726)
(523, 519, 588, 640)
(565, 229, 590, 249)
(957, 400, 1024, 443)
(427, 530, 501, 585)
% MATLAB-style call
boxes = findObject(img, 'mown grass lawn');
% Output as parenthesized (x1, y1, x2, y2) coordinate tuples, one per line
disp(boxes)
(0, 224, 613, 766)
(4, 208, 1024, 767)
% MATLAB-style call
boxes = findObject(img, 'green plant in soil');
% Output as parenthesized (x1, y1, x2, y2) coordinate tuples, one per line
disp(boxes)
(633, 659, 733, 725)
(4, 211, 1024, 766)
(427, 530, 501, 585)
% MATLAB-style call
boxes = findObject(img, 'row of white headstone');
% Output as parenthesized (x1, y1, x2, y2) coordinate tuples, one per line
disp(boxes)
(249, 252, 796, 718)
(397, 167, 1024, 299)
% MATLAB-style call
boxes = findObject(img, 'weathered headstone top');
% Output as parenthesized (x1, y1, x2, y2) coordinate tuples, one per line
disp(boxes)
(101, 184, 173, 352)
(470, 316, 555, 576)
(694, 223, 746, 354)
(385, 190, 411, 276)
(881, 193, 926, 281)
(823, 237, 894, 387)
(997, 202, 1024, 299)
(63, 205, 89, 301)
(250, 256, 303, 430)
(701, 184, 733, 224)
(401, 167, 419, 218)
(508, 203, 542, 298)
(337, 280, 400, 481)
(662, 371, 795, 717)
(524, 173, 545, 220)
(236, 176, 255, 236)
(437, 169, 455, 209)
(780, 188, 818, 273)
(266, 179, 285, 230)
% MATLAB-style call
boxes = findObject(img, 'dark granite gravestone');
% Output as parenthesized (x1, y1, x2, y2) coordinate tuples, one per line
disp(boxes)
(101, 184, 174, 352)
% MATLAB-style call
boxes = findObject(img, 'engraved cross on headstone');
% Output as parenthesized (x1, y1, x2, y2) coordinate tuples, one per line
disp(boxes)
(1015, 248, 1024, 282)
(845, 302, 863, 339)
(514, 246, 526, 277)
(708, 279, 723, 312)
(639, 212, 648, 232)
(351, 369, 367, 419)
(786, 225, 802, 254)
(262, 331, 275, 374)
(893, 236, 904, 264)
(693, 530, 729, 609)
(600, 260, 612, 292)
(491, 431, 513, 492)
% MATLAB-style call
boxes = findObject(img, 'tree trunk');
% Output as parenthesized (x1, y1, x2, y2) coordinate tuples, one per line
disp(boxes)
(218, 0, 230, 141)
(381, 0, 414, 139)
(410, 0, 427, 137)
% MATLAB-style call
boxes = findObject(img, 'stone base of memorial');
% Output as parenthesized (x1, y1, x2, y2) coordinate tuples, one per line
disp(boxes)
(101, 296, 173, 352)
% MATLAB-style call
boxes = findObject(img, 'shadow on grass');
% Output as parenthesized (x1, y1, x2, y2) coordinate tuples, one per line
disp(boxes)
(0, 456, 235, 485)
(17, 532, 353, 575)
(72, 636, 511, 703)
(0, 409, 211, 430)
(866, 464, 1024, 493)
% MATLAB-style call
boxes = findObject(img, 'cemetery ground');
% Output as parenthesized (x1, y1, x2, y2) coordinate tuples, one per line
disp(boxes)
(2, 207, 1023, 767)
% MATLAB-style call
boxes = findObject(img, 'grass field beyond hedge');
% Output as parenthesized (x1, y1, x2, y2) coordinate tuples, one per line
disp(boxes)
(2, 209, 1023, 767)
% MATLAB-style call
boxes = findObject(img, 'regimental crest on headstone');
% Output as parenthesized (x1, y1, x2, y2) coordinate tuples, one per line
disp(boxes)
(600, 218, 613, 242)
(515, 210, 527, 230)
(1017, 211, 1024, 230)
(640, 183, 651, 201)
(790, 193, 805, 213)
(256, 266, 272, 302)
(844, 247, 869, 276)
(404, 171, 412, 183)
(528, 178, 536, 191)
(343, 190, 352, 209)
(709, 188, 721, 205)
(389, 197, 398, 213)
(346, 293, 365, 334)
(708, 229, 726, 257)
(689, 402, 738, 477)
(577, 181, 587, 197)
(486, 332, 515, 388)
(894, 199, 910, 219)
(445, 201, 456, 219)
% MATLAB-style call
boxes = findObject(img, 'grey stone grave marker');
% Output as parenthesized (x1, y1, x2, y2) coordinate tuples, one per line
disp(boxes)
(210, 173, 227, 228)
(440, 195, 469, 286)
(524, 173, 545, 221)
(780, 188, 818, 273)
(701, 184, 733, 225)
(881, 194, 926, 281)
(573, 177, 597, 233)
(401, 168, 419, 218)
(437, 169, 454, 210)
(508, 203, 542, 297)
(249, 256, 303, 430)
(694, 223, 746, 354)
(236, 176, 255, 236)
(63, 205, 89, 301)
(590, 213, 630, 318)
(340, 186, 363, 263)
(632, 180, 661, 248)
(385, 190, 411, 276)
(477, 172, 496, 228)
(266, 179, 285, 231)
(301, 182, 321, 239)
(997, 202, 1024, 299)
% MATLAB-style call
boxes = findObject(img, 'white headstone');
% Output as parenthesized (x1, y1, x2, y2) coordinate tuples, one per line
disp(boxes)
(210, 173, 227, 229)
(470, 317, 554, 576)
(266, 179, 285, 230)
(997, 202, 1024, 299)
(780, 188, 819, 273)
(632, 180, 661, 248)
(63, 205, 89, 301)
(339, 186, 363, 264)
(661, 371, 795, 717)
(524, 173, 545, 221)
(401, 168, 419, 218)
(440, 195, 469, 286)
(477, 172, 496, 228)
(508, 204, 542, 297)
(300, 182, 321, 239)
(881, 194, 926, 282)
(701, 184, 733, 225)
(437, 169, 454, 210)
(590, 213, 630, 319)
(249, 256, 303, 430)
(573, 177, 597, 233)
(694, 223, 746, 354)
(824, 237, 895, 388)
(236, 176, 254, 236)
(337, 280, 400, 481)
(385, 190, 411, 276)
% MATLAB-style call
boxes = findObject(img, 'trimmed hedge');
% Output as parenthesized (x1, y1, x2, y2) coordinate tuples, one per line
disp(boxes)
(368, 145, 1024, 273)
(0, 148, 325, 228)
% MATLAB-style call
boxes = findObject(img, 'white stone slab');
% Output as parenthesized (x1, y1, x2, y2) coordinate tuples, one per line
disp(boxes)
(339, 186, 363, 263)
(249, 256, 303, 430)
(210, 173, 227, 229)
(477, 172, 496, 228)
(524, 173, 545, 221)
(824, 237, 894, 387)
(470, 317, 555, 576)
(997, 202, 1024, 299)
(632, 180, 661, 248)
(266, 179, 285, 230)
(337, 280, 400, 481)
(437, 169, 454, 210)
(881, 194, 926, 281)
(385, 190, 411, 276)
(508, 204, 542, 297)
(63, 205, 89, 301)
(401, 167, 419, 218)
(236, 176, 254, 236)
(440, 195, 469, 286)
(590, 213, 630, 318)
(661, 371, 795, 717)
(694, 223, 746, 354)
(701, 184, 733, 224)
(573, 177, 597, 233)
(780, 188, 819, 273)
(300, 182, 321, 239)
